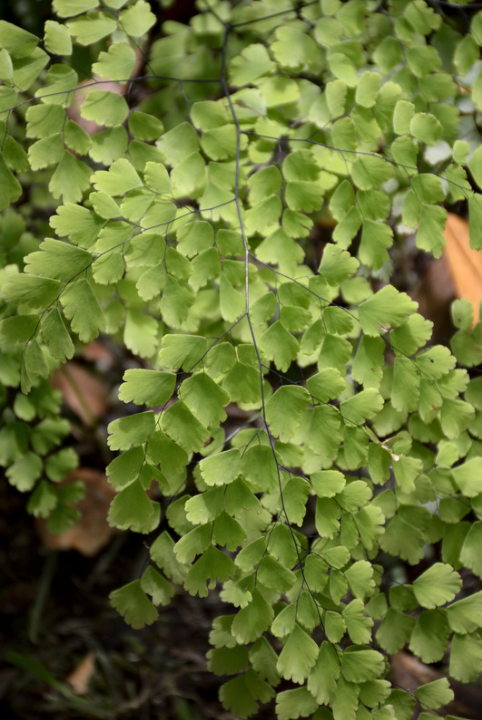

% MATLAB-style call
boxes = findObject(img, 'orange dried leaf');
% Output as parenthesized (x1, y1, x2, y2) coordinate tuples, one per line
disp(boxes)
(444, 213, 482, 324)
(37, 468, 117, 556)
(51, 362, 109, 427)
(67, 652, 96, 695)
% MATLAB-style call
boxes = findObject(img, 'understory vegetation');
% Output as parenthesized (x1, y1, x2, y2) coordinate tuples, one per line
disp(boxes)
(3, 0, 482, 717)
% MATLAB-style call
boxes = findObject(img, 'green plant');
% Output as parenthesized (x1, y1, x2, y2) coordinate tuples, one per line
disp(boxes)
(3, 0, 482, 717)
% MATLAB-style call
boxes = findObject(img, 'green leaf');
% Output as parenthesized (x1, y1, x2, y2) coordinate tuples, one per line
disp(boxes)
(449, 632, 482, 683)
(392, 357, 420, 414)
(50, 203, 104, 248)
(376, 608, 415, 654)
(451, 457, 482, 497)
(242, 444, 278, 493)
(337, 211, 371, 256)
(25, 239, 90, 281)
(219, 669, 274, 719)
(185, 545, 236, 598)
(123, 310, 158, 359)
(92, 158, 142, 196)
(0, 20, 38, 57)
(460, 522, 482, 578)
(307, 368, 346, 403)
(352, 336, 384, 389)
(92, 42, 136, 81)
(356, 71, 382, 108)
(345, 561, 376, 601)
(229, 42, 274, 85)
(35, 64, 77, 105)
(108, 411, 155, 451)
(150, 531, 189, 584)
(27, 481, 58, 518)
(119, 0, 156, 38)
(185, 487, 224, 526)
(275, 687, 319, 720)
(248, 166, 281, 205)
(231, 588, 274, 644)
(393, 100, 415, 134)
(109, 580, 158, 629)
(416, 205, 447, 258)
(332, 676, 360, 720)
(64, 120, 91, 155)
(276, 623, 318, 684)
(409, 609, 451, 663)
(208, 645, 249, 676)
(412, 562, 461, 609)
(49, 152, 91, 204)
(108, 478, 160, 533)
(67, 12, 117, 45)
(315, 497, 340, 539)
(258, 555, 296, 593)
(61, 278, 105, 342)
(45, 448, 78, 482)
(246, 195, 282, 236)
(29, 135, 64, 171)
(340, 389, 383, 425)
(81, 90, 129, 128)
(160, 275, 195, 328)
(140, 566, 174, 606)
(341, 646, 385, 683)
(118, 370, 176, 407)
(157, 122, 199, 166)
(250, 636, 280, 686)
(0, 48, 12, 80)
(330, 180, 355, 222)
(6, 451, 42, 492)
(319, 244, 359, 285)
(24, 337, 49, 381)
(359, 219, 393, 269)
(179, 372, 230, 428)
(359, 286, 418, 336)
(380, 505, 431, 564)
(417, 678, 454, 711)
(106, 447, 144, 490)
(128, 112, 163, 142)
(258, 321, 299, 372)
(177, 221, 213, 259)
(307, 641, 340, 704)
(44, 20, 72, 55)
(161, 401, 209, 453)
(159, 335, 207, 372)
(0, 155, 22, 210)
(469, 194, 482, 250)
(351, 155, 393, 190)
(53, 0, 97, 16)
(293, 405, 342, 466)
(3, 136, 29, 173)
(410, 112, 443, 146)
(447, 591, 482, 634)
(199, 449, 241, 487)
(2, 274, 60, 311)
(311, 470, 345, 498)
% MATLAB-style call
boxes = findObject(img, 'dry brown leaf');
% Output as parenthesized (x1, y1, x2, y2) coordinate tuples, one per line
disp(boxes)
(81, 341, 116, 369)
(67, 652, 96, 695)
(37, 468, 118, 556)
(443, 212, 482, 324)
(51, 362, 109, 427)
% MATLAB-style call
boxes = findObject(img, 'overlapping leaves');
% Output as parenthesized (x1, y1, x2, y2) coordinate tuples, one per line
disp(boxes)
(2, 0, 482, 718)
